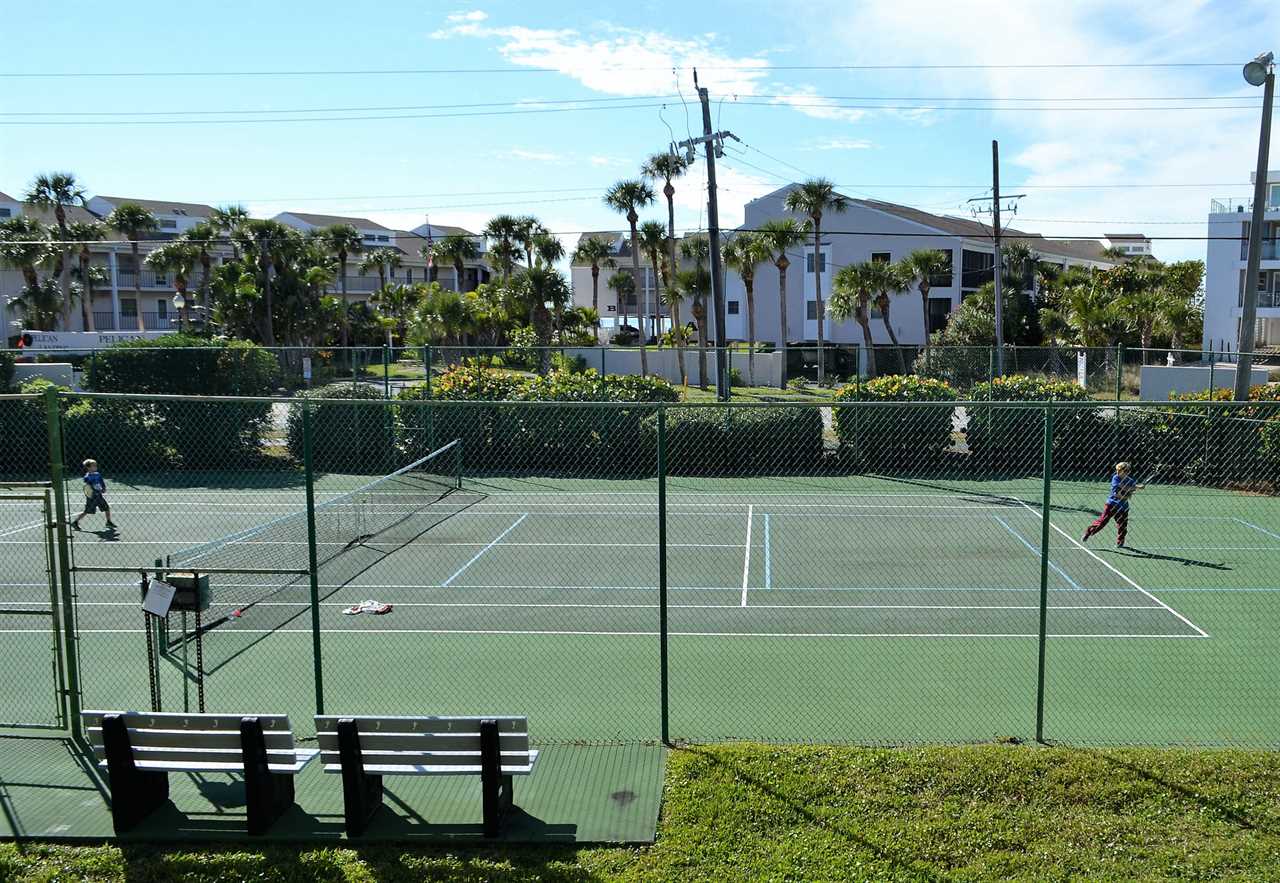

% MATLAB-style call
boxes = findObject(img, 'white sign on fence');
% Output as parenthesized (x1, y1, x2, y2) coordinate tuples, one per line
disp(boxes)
(1076, 350, 1087, 387)
(302, 357, 312, 380)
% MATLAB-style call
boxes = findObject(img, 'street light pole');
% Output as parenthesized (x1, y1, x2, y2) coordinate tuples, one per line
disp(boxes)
(1236, 51, 1275, 402)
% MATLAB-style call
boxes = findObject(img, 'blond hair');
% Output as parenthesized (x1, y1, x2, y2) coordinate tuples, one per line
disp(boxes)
(83, 459, 98, 471)
(1115, 461, 1131, 474)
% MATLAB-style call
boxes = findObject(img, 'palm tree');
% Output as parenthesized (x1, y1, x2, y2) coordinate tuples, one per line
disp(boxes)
(318, 224, 363, 350)
(359, 247, 401, 292)
(64, 220, 104, 331)
(233, 218, 295, 346)
(513, 216, 546, 269)
(722, 231, 773, 383)
(483, 215, 522, 282)
(756, 218, 810, 388)
(605, 179, 656, 373)
(662, 271, 691, 383)
(24, 172, 88, 327)
(104, 202, 159, 331)
(209, 204, 250, 259)
(180, 221, 219, 325)
(637, 221, 668, 344)
(570, 236, 616, 329)
(642, 152, 692, 324)
(868, 260, 911, 372)
(784, 179, 849, 383)
(517, 266, 570, 373)
(829, 262, 879, 377)
(681, 235, 712, 389)
(372, 283, 422, 347)
(0, 216, 51, 300)
(606, 270, 636, 334)
(901, 249, 951, 372)
(144, 242, 199, 329)
(486, 238, 521, 283)
(533, 234, 567, 341)
(431, 233, 479, 291)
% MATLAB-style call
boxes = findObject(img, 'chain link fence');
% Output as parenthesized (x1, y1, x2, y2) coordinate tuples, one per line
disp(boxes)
(2, 389, 1278, 746)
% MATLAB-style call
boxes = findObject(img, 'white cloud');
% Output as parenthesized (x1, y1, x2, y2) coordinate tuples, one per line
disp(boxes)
(445, 10, 487, 24)
(766, 87, 868, 123)
(672, 164, 775, 228)
(805, 137, 875, 151)
(589, 155, 622, 167)
(492, 148, 564, 163)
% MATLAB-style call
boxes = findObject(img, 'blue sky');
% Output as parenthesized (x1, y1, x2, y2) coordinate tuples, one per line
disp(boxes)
(2, 0, 1277, 263)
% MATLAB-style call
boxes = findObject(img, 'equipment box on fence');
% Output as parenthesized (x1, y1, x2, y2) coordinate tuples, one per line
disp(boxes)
(148, 572, 210, 613)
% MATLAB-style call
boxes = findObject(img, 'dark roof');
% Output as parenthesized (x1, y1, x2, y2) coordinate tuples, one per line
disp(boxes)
(853, 199, 1014, 239)
(1103, 232, 1150, 241)
(417, 223, 477, 238)
(19, 204, 103, 225)
(1034, 238, 1114, 263)
(0, 191, 16, 202)
(95, 196, 215, 217)
(276, 211, 391, 231)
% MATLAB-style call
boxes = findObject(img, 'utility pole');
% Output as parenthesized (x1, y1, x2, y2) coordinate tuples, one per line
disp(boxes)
(675, 69, 739, 401)
(1236, 52, 1275, 401)
(968, 141, 1025, 379)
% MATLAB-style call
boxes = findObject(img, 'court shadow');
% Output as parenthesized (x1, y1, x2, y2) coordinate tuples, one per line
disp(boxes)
(1107, 545, 1231, 571)
(872, 474, 1100, 516)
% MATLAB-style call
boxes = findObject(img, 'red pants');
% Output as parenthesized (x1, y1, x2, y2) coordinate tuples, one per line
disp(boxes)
(1084, 502, 1128, 545)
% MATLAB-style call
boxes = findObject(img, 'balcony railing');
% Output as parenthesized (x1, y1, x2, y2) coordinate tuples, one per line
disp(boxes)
(1240, 240, 1280, 260)
(1212, 197, 1280, 214)
(1239, 290, 1280, 309)
(117, 311, 178, 331)
(92, 311, 117, 330)
(115, 269, 174, 290)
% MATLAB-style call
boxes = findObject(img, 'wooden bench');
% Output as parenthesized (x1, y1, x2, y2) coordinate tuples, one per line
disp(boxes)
(315, 715, 539, 837)
(83, 710, 318, 835)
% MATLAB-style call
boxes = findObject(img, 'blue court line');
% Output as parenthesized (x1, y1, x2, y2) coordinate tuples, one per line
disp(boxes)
(993, 516, 1083, 591)
(763, 514, 772, 590)
(442, 513, 528, 587)
(1233, 518, 1280, 543)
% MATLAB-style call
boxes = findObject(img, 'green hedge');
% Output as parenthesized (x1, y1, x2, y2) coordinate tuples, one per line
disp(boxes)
(287, 383, 392, 474)
(0, 388, 49, 480)
(0, 350, 14, 391)
(832, 375, 958, 474)
(62, 397, 166, 475)
(656, 407, 824, 476)
(966, 376, 1089, 477)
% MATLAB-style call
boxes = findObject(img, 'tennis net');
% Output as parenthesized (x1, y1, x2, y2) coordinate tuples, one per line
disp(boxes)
(165, 438, 477, 668)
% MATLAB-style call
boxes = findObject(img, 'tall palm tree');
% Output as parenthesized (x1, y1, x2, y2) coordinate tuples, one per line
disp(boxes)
(663, 271, 692, 383)
(680, 235, 712, 389)
(517, 265, 569, 373)
(66, 220, 105, 331)
(606, 270, 636, 333)
(533, 234, 567, 341)
(104, 202, 159, 332)
(233, 218, 295, 346)
(209, 204, 250, 259)
(359, 247, 401, 292)
(723, 231, 772, 383)
(868, 260, 910, 372)
(604, 179, 656, 373)
(829, 262, 879, 377)
(514, 215, 546, 269)
(24, 172, 88, 327)
(642, 152, 692, 323)
(784, 179, 849, 383)
(430, 233, 479, 291)
(180, 220, 219, 324)
(901, 249, 951, 371)
(570, 236, 616, 329)
(637, 221, 668, 344)
(0, 216, 51, 297)
(144, 242, 199, 329)
(756, 218, 810, 388)
(317, 224, 363, 349)
(483, 215, 522, 282)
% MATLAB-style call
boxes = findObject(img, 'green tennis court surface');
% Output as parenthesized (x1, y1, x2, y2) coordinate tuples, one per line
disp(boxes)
(2, 472, 1279, 746)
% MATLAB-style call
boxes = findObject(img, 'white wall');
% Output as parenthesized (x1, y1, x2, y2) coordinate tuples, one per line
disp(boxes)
(562, 347, 783, 388)
(1139, 363, 1272, 400)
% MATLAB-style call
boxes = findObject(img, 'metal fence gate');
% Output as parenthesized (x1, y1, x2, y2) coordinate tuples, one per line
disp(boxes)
(0, 486, 67, 730)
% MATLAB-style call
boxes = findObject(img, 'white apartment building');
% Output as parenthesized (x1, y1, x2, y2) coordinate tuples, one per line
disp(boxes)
(1102, 232, 1153, 258)
(1205, 171, 1280, 353)
(568, 231, 663, 334)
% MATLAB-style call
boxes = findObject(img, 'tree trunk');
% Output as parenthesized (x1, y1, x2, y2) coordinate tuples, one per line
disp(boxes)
(694, 298, 708, 390)
(673, 301, 687, 383)
(132, 242, 145, 332)
(745, 277, 756, 385)
(813, 219, 824, 383)
(339, 257, 350, 349)
(919, 280, 931, 373)
(858, 307, 877, 377)
(199, 251, 212, 321)
(80, 250, 95, 332)
(777, 261, 790, 389)
(591, 264, 600, 338)
(630, 219, 648, 376)
(879, 299, 906, 373)
(262, 258, 276, 346)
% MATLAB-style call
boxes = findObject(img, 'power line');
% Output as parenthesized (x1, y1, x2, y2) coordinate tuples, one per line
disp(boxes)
(735, 99, 1263, 112)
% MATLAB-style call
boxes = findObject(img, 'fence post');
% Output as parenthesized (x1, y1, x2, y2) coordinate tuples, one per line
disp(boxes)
(423, 345, 432, 397)
(44, 387, 82, 742)
(1035, 399, 1054, 743)
(382, 345, 391, 400)
(656, 402, 670, 745)
(1208, 356, 1216, 396)
(1115, 344, 1125, 401)
(601, 346, 607, 377)
(302, 404, 325, 717)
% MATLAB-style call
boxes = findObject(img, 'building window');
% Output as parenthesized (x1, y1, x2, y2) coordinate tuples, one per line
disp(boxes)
(871, 251, 891, 263)
(363, 234, 377, 242)
(0, 208, 10, 218)
(377, 235, 390, 243)
(727, 300, 740, 315)
(961, 249, 995, 289)
(152, 273, 167, 287)
(156, 300, 168, 319)
(406, 268, 413, 283)
(120, 299, 138, 317)
(806, 300, 818, 320)
(930, 250, 954, 288)
(159, 218, 177, 230)
(805, 252, 827, 274)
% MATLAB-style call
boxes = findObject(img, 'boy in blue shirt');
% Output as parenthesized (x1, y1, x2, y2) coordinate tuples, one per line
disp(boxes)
(71, 459, 117, 531)
(1082, 461, 1142, 547)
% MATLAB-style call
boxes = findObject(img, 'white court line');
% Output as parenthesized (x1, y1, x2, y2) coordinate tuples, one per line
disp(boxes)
(741, 505, 753, 607)
(1233, 518, 1280, 543)
(441, 514, 527, 587)
(763, 514, 772, 590)
(0, 627, 1209, 639)
(1023, 502, 1210, 638)
(56, 600, 1179, 611)
(993, 516, 1084, 591)
(0, 582, 1154, 594)
(0, 519, 44, 538)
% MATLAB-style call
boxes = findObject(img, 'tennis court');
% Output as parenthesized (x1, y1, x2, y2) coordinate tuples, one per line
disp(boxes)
(3, 460, 1279, 746)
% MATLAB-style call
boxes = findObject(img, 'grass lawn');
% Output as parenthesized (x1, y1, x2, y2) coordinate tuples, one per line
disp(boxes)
(5, 744, 1280, 881)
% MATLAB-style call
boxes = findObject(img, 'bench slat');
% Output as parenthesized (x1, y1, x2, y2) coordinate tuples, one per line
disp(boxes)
(87, 727, 297, 751)
(315, 715, 526, 735)
(319, 749, 534, 768)
(95, 749, 318, 775)
(323, 756, 538, 777)
(92, 745, 306, 765)
(83, 711, 292, 732)
(315, 731, 528, 753)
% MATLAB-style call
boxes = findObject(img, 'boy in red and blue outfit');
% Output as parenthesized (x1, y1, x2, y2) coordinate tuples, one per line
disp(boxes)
(1082, 461, 1142, 547)
(71, 459, 117, 532)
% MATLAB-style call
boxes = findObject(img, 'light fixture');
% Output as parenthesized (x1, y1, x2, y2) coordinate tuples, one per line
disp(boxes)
(1244, 52, 1274, 87)
(172, 292, 186, 310)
